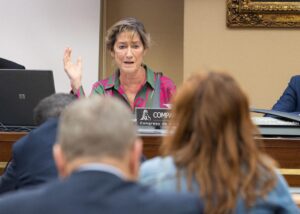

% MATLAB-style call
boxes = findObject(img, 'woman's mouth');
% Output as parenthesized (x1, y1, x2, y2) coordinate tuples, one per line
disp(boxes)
(124, 61, 134, 64)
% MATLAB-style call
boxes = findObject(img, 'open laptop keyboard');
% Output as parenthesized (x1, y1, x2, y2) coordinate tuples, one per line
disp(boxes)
(0, 125, 35, 132)
(252, 117, 299, 126)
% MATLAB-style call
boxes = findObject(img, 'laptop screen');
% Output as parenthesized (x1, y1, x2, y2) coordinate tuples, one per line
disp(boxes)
(0, 69, 55, 127)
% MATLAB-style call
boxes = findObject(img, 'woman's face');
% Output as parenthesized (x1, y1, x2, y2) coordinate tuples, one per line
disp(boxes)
(111, 31, 146, 74)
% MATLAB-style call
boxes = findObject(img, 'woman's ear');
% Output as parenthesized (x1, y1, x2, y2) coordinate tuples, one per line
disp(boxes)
(143, 48, 147, 56)
(110, 50, 115, 58)
(53, 144, 68, 178)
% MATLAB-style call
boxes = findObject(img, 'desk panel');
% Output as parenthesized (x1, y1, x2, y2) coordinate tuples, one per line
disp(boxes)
(1, 132, 300, 186)
(0, 132, 26, 162)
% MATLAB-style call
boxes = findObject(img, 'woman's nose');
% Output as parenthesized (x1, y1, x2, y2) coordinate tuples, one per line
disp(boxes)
(125, 47, 133, 57)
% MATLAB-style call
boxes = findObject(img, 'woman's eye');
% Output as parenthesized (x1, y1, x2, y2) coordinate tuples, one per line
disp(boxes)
(118, 45, 126, 49)
(132, 45, 140, 49)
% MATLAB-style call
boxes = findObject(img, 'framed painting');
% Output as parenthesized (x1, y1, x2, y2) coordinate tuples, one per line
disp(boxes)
(227, 0, 300, 27)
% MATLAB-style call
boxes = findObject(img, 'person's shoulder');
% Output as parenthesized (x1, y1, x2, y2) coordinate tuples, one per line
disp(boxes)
(287, 76, 300, 92)
(12, 132, 30, 152)
(146, 66, 173, 82)
(141, 156, 175, 173)
(159, 192, 203, 213)
(27, 118, 58, 135)
(160, 75, 175, 87)
(19, 118, 57, 143)
(13, 118, 58, 156)
(156, 71, 174, 84)
(258, 171, 300, 212)
(140, 156, 177, 185)
(32, 118, 58, 135)
(272, 171, 292, 194)
(93, 76, 109, 87)
(290, 75, 300, 83)
(0, 180, 59, 214)
(157, 73, 176, 91)
(136, 189, 203, 214)
(92, 178, 203, 214)
(92, 80, 106, 91)
(92, 73, 116, 92)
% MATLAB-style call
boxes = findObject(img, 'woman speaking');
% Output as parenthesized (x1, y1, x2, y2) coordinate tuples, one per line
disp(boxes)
(63, 17, 176, 111)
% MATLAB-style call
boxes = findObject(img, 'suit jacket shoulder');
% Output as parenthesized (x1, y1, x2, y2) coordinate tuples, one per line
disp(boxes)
(0, 119, 59, 193)
(272, 75, 300, 114)
(0, 170, 203, 214)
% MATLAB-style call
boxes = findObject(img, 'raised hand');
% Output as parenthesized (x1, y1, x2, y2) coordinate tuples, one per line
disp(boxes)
(63, 47, 83, 92)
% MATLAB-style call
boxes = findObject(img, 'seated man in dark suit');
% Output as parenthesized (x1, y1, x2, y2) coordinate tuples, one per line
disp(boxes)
(0, 93, 76, 194)
(0, 96, 203, 214)
(0, 58, 25, 69)
(272, 75, 300, 115)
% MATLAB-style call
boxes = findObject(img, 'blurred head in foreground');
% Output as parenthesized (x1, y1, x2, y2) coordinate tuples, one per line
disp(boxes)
(54, 96, 141, 180)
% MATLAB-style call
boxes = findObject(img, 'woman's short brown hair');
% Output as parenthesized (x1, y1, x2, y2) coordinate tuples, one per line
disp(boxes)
(106, 17, 151, 52)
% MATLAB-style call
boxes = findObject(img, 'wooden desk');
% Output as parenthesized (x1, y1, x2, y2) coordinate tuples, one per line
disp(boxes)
(142, 135, 300, 187)
(0, 132, 26, 170)
(1, 132, 300, 186)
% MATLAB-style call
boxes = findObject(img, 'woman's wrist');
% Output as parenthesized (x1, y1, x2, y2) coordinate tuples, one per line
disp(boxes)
(71, 79, 82, 93)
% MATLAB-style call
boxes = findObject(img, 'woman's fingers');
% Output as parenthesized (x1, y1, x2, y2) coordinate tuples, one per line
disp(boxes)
(63, 48, 72, 68)
(76, 56, 82, 68)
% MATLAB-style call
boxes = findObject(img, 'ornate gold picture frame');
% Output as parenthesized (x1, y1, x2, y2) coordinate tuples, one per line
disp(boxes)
(227, 0, 300, 27)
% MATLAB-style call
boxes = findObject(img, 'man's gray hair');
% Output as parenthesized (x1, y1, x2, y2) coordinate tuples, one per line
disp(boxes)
(57, 96, 136, 161)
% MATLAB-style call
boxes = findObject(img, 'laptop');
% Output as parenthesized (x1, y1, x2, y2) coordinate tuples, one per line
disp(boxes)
(250, 108, 300, 137)
(0, 69, 55, 131)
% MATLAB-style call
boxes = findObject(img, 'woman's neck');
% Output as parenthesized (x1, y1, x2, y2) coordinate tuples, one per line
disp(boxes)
(119, 66, 146, 109)
(119, 66, 146, 87)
